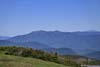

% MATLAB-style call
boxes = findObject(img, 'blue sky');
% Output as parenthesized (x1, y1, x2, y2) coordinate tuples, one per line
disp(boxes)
(0, 0, 100, 36)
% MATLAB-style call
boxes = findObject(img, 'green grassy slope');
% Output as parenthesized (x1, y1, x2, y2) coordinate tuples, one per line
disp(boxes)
(0, 52, 67, 67)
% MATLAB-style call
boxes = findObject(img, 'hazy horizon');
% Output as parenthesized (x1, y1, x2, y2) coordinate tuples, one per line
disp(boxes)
(0, 0, 100, 36)
(0, 30, 100, 37)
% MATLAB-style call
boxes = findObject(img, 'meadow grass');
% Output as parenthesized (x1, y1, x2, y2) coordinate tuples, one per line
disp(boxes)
(0, 52, 68, 67)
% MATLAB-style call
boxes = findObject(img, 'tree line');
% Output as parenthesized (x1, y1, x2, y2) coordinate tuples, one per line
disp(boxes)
(0, 46, 80, 67)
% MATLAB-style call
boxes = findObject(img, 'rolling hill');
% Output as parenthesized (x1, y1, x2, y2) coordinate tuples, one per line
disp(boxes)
(0, 52, 67, 67)
(0, 40, 76, 55)
(85, 51, 100, 60)
(0, 40, 50, 49)
(43, 48, 76, 55)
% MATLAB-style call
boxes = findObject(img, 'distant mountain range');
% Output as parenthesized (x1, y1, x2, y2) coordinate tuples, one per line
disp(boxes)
(0, 36, 10, 40)
(85, 51, 100, 60)
(0, 30, 100, 59)
(0, 40, 50, 49)
(8, 30, 100, 50)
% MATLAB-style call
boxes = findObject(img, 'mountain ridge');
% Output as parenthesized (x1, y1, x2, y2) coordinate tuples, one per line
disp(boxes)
(0, 30, 100, 59)
(8, 30, 100, 50)
(0, 36, 10, 40)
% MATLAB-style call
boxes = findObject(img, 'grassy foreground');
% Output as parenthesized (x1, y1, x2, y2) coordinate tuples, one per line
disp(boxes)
(0, 52, 67, 67)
